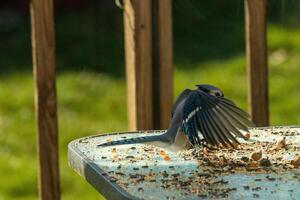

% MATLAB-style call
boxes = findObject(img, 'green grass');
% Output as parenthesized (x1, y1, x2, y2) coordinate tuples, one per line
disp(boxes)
(1, 2, 300, 199)
(0, 72, 126, 200)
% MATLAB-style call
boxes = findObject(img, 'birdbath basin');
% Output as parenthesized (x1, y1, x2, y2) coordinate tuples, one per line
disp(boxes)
(68, 126, 300, 200)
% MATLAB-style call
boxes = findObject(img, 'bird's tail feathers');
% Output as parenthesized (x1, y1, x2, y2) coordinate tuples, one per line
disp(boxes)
(97, 135, 166, 147)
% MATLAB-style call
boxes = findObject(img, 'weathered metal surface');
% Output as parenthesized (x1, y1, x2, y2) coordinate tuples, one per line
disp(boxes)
(68, 127, 300, 200)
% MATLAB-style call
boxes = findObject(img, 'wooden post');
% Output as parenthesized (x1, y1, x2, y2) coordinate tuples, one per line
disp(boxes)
(124, 0, 173, 130)
(30, 0, 60, 199)
(245, 0, 269, 126)
(124, 0, 153, 130)
(152, 0, 173, 129)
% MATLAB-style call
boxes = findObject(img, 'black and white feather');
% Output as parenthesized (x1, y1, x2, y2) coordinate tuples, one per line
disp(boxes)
(181, 89, 254, 148)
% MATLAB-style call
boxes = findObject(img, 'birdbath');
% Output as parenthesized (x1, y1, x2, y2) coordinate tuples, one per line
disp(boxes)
(68, 126, 300, 200)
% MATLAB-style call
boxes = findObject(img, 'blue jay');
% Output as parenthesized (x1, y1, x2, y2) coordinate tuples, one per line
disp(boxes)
(98, 84, 254, 150)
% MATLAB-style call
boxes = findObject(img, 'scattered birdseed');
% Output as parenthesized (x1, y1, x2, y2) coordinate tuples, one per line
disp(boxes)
(243, 186, 250, 190)
(251, 150, 262, 161)
(276, 137, 286, 149)
(265, 175, 275, 181)
(252, 187, 262, 191)
(241, 156, 249, 162)
(253, 193, 260, 198)
(71, 127, 300, 200)
(126, 155, 135, 159)
(260, 158, 272, 167)
(291, 156, 300, 167)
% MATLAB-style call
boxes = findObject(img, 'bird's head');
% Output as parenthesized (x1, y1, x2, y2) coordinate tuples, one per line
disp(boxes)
(196, 84, 224, 97)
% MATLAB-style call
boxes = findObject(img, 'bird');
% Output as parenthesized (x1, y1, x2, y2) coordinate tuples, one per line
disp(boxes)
(98, 84, 255, 150)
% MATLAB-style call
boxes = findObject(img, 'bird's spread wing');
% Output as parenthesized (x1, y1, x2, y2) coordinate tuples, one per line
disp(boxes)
(182, 90, 254, 148)
(170, 89, 192, 118)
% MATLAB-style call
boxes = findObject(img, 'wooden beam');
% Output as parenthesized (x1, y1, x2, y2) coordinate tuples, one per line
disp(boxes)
(245, 0, 269, 126)
(123, 0, 153, 130)
(30, 0, 60, 199)
(152, 0, 173, 129)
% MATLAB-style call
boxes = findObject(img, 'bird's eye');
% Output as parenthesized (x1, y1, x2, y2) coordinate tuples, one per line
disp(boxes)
(209, 90, 223, 97)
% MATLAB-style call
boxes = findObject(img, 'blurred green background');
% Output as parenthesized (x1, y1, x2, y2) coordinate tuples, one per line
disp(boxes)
(0, 0, 300, 199)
